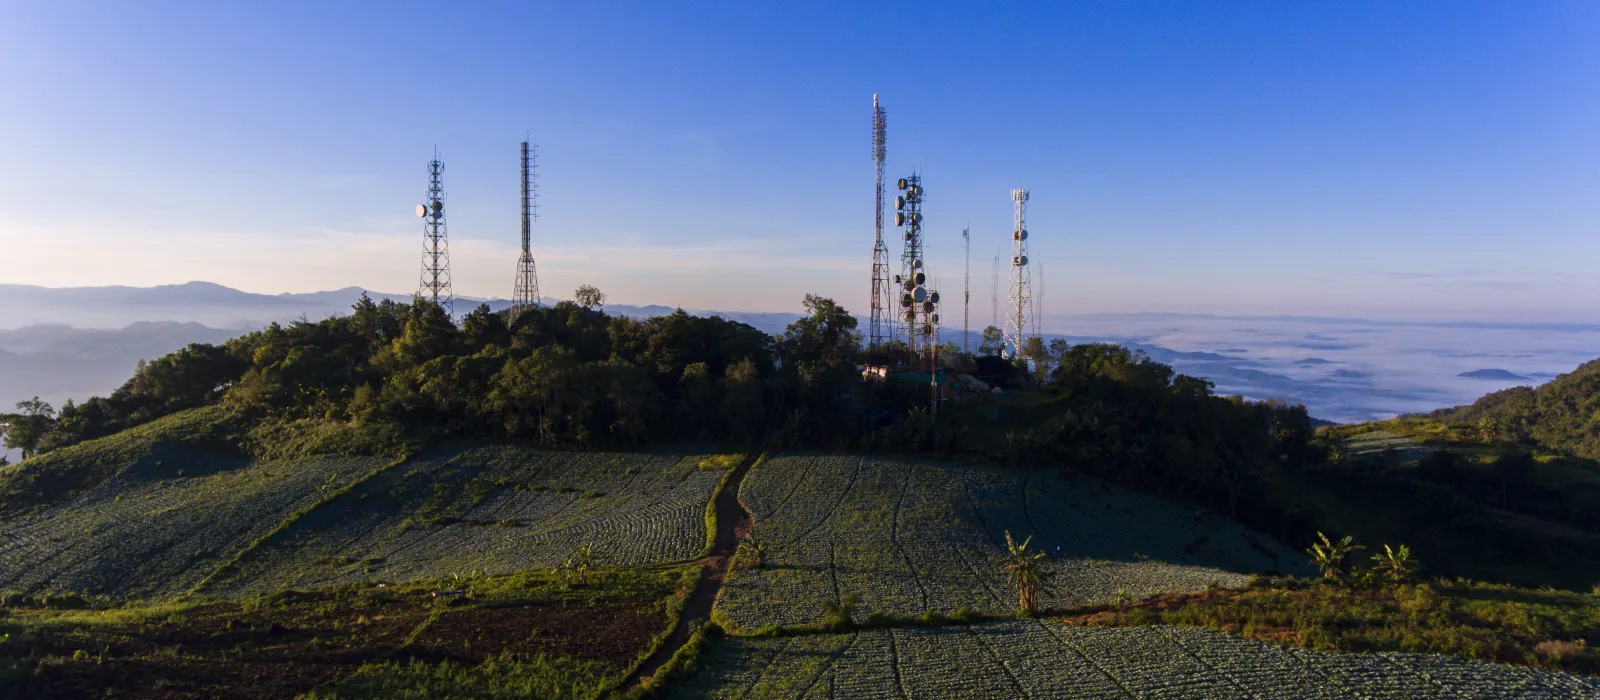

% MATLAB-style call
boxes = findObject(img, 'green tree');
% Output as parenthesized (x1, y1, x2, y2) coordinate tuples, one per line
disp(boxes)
(459, 303, 510, 350)
(1306, 532, 1363, 580)
(1, 397, 56, 460)
(935, 341, 969, 369)
(978, 325, 1005, 356)
(1047, 338, 1070, 360)
(574, 284, 606, 310)
(1021, 336, 1050, 382)
(778, 295, 860, 392)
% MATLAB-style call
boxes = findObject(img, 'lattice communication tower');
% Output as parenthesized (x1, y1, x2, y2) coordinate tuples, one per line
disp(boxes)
(869, 95, 893, 348)
(417, 152, 454, 314)
(509, 140, 541, 324)
(1004, 188, 1032, 358)
(895, 174, 939, 358)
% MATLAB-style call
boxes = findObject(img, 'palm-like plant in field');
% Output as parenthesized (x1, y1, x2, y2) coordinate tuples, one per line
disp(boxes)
(1306, 532, 1363, 580)
(559, 544, 595, 587)
(736, 532, 766, 570)
(1371, 544, 1416, 582)
(993, 530, 1052, 615)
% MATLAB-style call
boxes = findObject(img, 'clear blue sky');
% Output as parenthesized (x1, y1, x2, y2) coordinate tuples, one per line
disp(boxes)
(2, 1, 1597, 322)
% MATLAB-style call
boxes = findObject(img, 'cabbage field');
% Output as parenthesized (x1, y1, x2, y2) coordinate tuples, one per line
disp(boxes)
(716, 455, 1313, 629)
(0, 444, 728, 600)
(206, 445, 725, 596)
(0, 446, 386, 599)
(669, 621, 1600, 698)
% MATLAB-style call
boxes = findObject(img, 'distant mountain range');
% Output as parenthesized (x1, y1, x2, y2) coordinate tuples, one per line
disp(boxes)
(0, 282, 794, 334)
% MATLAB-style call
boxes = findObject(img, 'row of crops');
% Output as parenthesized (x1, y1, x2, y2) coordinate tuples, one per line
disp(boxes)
(717, 455, 1313, 629)
(669, 621, 1600, 698)
(0, 445, 384, 599)
(209, 445, 726, 596)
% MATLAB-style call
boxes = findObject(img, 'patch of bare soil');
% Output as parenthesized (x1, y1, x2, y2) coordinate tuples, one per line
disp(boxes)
(408, 596, 666, 666)
(6, 588, 668, 699)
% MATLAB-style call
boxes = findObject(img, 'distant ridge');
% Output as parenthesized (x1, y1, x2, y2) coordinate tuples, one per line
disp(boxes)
(1457, 368, 1531, 381)
(0, 281, 810, 336)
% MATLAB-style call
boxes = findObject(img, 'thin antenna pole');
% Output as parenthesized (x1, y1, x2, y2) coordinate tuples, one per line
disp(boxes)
(991, 253, 999, 339)
(962, 228, 970, 354)
(1035, 262, 1043, 336)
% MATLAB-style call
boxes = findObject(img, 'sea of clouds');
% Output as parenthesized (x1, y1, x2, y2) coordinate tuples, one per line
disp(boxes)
(1044, 314, 1600, 423)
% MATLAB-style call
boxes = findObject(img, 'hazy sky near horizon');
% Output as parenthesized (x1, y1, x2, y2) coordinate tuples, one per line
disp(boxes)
(3, 2, 1598, 322)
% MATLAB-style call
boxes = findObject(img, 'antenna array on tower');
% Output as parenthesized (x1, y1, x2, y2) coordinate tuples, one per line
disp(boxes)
(1004, 188, 1032, 358)
(417, 153, 454, 313)
(894, 174, 939, 363)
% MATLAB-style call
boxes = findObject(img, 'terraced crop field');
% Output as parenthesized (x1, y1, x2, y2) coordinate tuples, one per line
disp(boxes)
(0, 446, 386, 599)
(669, 621, 1600, 698)
(717, 455, 1312, 629)
(207, 445, 726, 597)
(0, 444, 728, 601)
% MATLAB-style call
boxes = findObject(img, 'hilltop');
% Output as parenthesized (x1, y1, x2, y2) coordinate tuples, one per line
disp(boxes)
(3, 294, 1599, 696)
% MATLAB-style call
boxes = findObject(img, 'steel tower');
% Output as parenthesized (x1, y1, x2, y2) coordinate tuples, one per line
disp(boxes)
(509, 140, 541, 325)
(869, 95, 893, 348)
(895, 174, 937, 356)
(1005, 188, 1032, 359)
(417, 152, 454, 314)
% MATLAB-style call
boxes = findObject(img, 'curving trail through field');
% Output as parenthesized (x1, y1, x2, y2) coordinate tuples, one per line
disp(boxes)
(626, 450, 760, 688)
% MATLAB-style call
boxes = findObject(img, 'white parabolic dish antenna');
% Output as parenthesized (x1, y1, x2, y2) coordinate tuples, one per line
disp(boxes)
(416, 204, 428, 217)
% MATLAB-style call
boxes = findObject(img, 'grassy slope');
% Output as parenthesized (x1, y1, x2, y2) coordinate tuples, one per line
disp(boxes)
(1288, 419, 1600, 590)
(1069, 577, 1600, 675)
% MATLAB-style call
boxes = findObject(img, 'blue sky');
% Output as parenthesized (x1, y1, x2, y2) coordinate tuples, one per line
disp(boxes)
(2, 1, 1597, 322)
